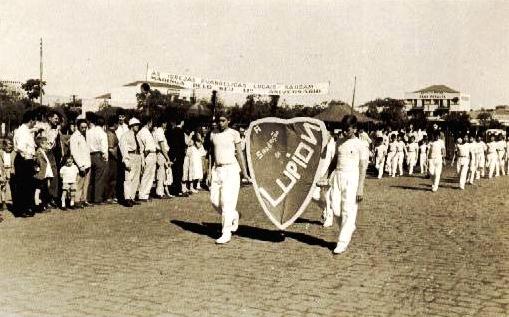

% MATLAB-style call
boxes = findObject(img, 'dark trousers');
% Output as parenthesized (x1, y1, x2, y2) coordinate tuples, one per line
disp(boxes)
(88, 153, 107, 203)
(171, 157, 184, 195)
(104, 158, 118, 201)
(13, 155, 35, 214)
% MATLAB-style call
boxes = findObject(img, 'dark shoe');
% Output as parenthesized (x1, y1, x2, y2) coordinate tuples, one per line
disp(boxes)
(61, 206, 67, 211)
(124, 200, 134, 207)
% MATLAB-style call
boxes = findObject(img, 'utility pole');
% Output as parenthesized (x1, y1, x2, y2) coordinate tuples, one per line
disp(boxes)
(40, 38, 43, 106)
(351, 76, 356, 115)
(71, 94, 77, 108)
(211, 90, 218, 119)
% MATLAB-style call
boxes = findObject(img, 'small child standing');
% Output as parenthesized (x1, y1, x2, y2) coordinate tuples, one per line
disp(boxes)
(187, 134, 206, 193)
(164, 161, 173, 198)
(60, 156, 79, 209)
(34, 136, 54, 212)
(0, 139, 15, 211)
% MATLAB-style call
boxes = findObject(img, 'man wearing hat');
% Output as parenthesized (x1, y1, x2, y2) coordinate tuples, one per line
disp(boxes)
(119, 118, 142, 207)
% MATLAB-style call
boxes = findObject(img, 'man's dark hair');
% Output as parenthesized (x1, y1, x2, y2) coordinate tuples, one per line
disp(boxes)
(96, 116, 105, 126)
(85, 112, 96, 124)
(107, 116, 118, 127)
(153, 115, 166, 128)
(21, 110, 36, 124)
(76, 118, 88, 127)
(341, 115, 358, 129)
(141, 82, 151, 93)
(140, 115, 152, 126)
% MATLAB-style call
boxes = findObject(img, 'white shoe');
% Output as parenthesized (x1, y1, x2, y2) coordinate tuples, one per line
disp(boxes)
(323, 218, 333, 228)
(333, 241, 349, 254)
(231, 217, 239, 232)
(215, 232, 232, 244)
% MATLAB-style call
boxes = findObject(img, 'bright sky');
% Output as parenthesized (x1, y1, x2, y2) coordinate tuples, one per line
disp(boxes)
(1, 0, 508, 108)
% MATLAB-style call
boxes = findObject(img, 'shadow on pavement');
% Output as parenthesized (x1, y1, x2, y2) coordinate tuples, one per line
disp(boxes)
(295, 218, 323, 226)
(171, 220, 335, 249)
(390, 185, 429, 191)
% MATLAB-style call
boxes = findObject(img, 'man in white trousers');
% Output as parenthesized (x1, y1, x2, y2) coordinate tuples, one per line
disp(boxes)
(324, 115, 369, 254)
(119, 118, 142, 207)
(210, 112, 250, 244)
(315, 131, 337, 228)
(428, 133, 446, 192)
(136, 116, 157, 201)
(451, 138, 469, 190)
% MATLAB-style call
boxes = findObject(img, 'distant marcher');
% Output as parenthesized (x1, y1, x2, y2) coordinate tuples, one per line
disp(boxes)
(406, 136, 418, 175)
(451, 137, 469, 190)
(428, 133, 446, 192)
(418, 137, 429, 175)
(497, 134, 506, 176)
(476, 136, 487, 179)
(374, 137, 387, 179)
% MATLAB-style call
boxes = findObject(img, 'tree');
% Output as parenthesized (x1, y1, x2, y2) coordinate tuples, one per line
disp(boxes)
(21, 79, 46, 102)
(365, 98, 408, 129)
(477, 110, 492, 127)
(443, 112, 472, 136)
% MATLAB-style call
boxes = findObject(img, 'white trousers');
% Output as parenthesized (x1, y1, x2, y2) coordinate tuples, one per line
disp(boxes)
(457, 157, 469, 189)
(498, 151, 506, 175)
(124, 154, 141, 200)
(138, 153, 157, 199)
(210, 164, 240, 234)
(329, 170, 359, 246)
(155, 153, 167, 196)
(407, 152, 417, 174)
(487, 153, 498, 178)
(386, 152, 395, 174)
(428, 158, 442, 191)
(375, 157, 385, 179)
(419, 155, 427, 174)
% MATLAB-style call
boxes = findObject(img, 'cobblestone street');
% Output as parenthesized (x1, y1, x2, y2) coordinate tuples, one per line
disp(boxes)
(0, 167, 508, 317)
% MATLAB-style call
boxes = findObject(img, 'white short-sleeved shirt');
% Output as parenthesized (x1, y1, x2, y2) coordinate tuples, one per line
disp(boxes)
(419, 144, 428, 157)
(152, 127, 169, 152)
(375, 144, 387, 159)
(407, 142, 419, 153)
(457, 143, 470, 157)
(429, 140, 445, 159)
(60, 164, 79, 184)
(211, 128, 241, 165)
(336, 137, 369, 173)
(388, 142, 398, 153)
(487, 142, 498, 154)
(396, 141, 405, 153)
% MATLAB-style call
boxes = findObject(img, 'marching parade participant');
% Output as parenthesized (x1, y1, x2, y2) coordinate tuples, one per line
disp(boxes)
(119, 118, 142, 207)
(209, 112, 250, 244)
(450, 137, 469, 189)
(387, 134, 397, 177)
(476, 135, 487, 179)
(406, 136, 418, 175)
(393, 134, 405, 177)
(373, 137, 387, 179)
(496, 134, 506, 176)
(325, 115, 369, 254)
(467, 136, 478, 185)
(428, 132, 446, 192)
(418, 137, 429, 175)
(486, 135, 499, 179)
(315, 130, 336, 228)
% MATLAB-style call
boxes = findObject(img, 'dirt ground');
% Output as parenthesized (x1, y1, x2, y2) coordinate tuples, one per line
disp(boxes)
(0, 166, 507, 317)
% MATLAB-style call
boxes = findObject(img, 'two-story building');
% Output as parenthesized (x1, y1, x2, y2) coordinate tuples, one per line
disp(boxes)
(404, 85, 471, 119)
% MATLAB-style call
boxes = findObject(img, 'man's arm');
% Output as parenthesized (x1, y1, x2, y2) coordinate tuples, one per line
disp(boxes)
(357, 157, 368, 202)
(235, 142, 249, 180)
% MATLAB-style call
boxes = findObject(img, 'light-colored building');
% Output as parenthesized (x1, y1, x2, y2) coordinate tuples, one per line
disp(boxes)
(470, 105, 509, 127)
(94, 80, 191, 111)
(404, 85, 471, 118)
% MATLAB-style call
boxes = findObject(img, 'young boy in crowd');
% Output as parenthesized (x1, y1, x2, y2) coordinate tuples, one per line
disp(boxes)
(0, 139, 15, 211)
(374, 137, 387, 179)
(60, 155, 79, 209)
(34, 136, 54, 212)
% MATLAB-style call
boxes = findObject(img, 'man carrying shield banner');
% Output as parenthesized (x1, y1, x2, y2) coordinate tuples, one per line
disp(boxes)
(209, 112, 250, 244)
(324, 115, 369, 254)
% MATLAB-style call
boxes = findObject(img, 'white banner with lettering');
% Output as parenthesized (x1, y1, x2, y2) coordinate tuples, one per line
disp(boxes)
(147, 69, 329, 95)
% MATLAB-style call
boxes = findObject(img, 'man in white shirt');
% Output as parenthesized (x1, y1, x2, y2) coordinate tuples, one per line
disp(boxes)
(324, 115, 369, 254)
(86, 114, 108, 204)
(451, 138, 469, 190)
(152, 117, 171, 198)
(210, 112, 250, 244)
(13, 110, 37, 216)
(137, 116, 158, 201)
(70, 118, 92, 207)
(115, 112, 129, 142)
(119, 118, 142, 207)
(428, 133, 446, 192)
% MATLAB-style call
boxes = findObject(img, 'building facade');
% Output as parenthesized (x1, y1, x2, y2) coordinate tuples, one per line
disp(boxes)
(404, 85, 470, 118)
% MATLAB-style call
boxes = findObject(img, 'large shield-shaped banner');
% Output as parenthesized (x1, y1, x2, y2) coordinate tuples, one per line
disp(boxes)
(246, 117, 328, 230)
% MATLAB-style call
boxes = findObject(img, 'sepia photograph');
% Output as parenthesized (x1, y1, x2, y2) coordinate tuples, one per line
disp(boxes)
(0, 1, 508, 316)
